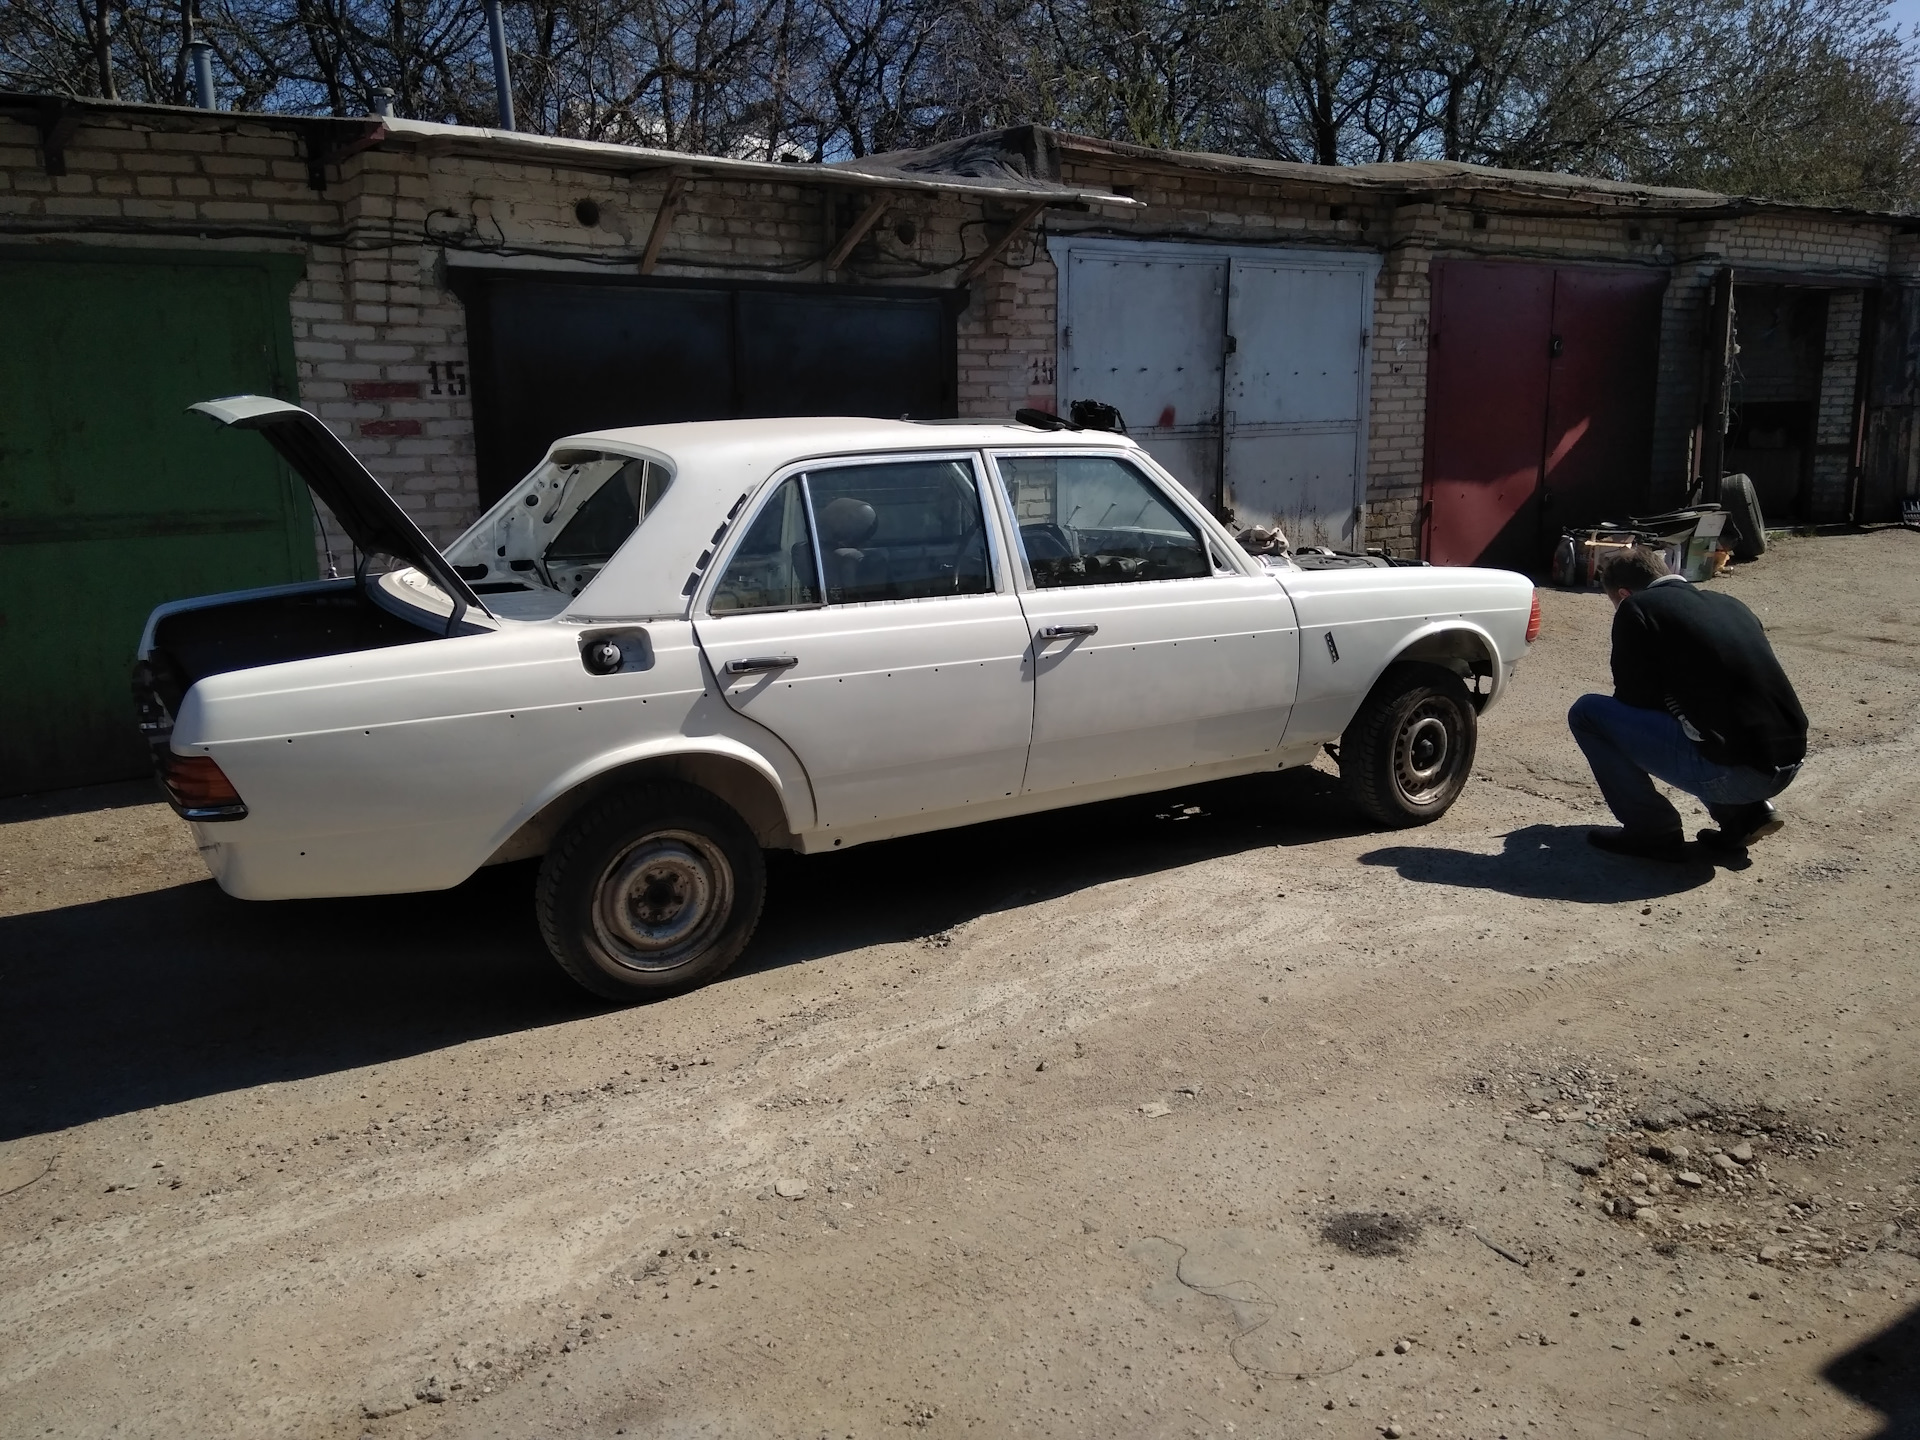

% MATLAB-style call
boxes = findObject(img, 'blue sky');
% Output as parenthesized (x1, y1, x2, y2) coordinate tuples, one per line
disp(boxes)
(1890, 0, 1920, 32)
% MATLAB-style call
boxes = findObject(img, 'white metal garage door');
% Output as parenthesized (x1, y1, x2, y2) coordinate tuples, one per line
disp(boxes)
(1053, 238, 1378, 548)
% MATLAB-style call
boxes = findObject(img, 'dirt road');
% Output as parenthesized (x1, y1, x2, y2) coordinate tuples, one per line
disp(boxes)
(3, 530, 1917, 1440)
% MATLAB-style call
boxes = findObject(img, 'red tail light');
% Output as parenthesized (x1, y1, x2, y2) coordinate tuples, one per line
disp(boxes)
(158, 752, 248, 820)
(1525, 590, 1542, 644)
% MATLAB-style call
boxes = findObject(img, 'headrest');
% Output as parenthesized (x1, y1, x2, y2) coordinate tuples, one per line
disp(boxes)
(819, 495, 878, 548)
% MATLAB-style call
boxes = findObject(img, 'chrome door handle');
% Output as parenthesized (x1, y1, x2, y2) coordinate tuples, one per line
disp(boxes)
(1038, 624, 1099, 639)
(725, 655, 798, 674)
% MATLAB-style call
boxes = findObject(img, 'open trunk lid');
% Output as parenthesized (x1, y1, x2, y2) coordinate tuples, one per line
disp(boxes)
(189, 394, 489, 627)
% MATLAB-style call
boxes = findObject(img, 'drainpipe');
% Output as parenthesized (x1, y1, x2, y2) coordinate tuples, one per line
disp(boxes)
(481, 0, 515, 130)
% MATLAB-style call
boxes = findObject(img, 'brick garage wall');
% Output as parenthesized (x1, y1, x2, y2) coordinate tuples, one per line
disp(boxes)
(0, 110, 1029, 555)
(1031, 153, 1907, 556)
(6, 111, 1908, 560)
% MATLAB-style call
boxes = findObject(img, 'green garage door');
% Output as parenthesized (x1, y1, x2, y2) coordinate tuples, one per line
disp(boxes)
(0, 248, 315, 794)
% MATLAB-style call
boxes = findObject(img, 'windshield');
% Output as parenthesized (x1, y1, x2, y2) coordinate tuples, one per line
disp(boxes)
(444, 451, 672, 598)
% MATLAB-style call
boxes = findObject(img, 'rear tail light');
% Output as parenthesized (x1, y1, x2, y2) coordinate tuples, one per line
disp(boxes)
(158, 752, 248, 821)
(1525, 590, 1542, 644)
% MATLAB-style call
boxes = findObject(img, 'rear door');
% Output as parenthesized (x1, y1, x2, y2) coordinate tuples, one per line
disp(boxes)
(693, 454, 1033, 831)
(988, 450, 1298, 794)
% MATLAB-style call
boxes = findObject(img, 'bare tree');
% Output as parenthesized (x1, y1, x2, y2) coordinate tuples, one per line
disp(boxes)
(1, 0, 1914, 206)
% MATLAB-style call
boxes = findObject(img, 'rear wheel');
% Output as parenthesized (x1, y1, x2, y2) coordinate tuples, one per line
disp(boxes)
(1339, 664, 1478, 827)
(537, 781, 766, 1001)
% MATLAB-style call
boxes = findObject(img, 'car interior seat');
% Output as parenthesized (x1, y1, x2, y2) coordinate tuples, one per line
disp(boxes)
(815, 495, 889, 600)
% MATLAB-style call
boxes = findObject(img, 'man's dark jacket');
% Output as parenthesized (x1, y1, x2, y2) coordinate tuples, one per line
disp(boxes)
(1612, 579, 1807, 771)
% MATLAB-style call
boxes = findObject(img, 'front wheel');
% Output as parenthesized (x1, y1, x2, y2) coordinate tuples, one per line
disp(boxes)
(1339, 664, 1478, 827)
(537, 781, 766, 1001)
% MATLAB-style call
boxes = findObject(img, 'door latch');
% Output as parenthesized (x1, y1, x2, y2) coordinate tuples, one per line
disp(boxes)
(1550, 334, 1564, 358)
(725, 655, 798, 674)
(1038, 624, 1099, 640)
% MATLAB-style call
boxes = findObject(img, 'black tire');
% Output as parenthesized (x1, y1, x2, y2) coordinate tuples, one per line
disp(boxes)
(1722, 472, 1767, 560)
(1339, 664, 1478, 828)
(536, 781, 766, 1002)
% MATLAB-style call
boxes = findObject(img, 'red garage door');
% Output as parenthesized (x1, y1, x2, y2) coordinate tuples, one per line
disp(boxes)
(1423, 261, 1667, 570)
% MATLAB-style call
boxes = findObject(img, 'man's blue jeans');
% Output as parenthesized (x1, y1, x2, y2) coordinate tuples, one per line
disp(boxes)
(1567, 694, 1798, 836)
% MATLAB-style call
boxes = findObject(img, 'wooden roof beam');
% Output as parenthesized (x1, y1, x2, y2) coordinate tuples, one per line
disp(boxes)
(959, 200, 1048, 285)
(639, 174, 686, 275)
(825, 193, 890, 273)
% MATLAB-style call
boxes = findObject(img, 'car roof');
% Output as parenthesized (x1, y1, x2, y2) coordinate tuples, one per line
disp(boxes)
(553, 415, 1136, 467)
(560, 417, 1140, 623)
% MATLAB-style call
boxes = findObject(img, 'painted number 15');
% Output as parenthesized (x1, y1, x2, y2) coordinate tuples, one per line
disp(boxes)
(427, 360, 468, 397)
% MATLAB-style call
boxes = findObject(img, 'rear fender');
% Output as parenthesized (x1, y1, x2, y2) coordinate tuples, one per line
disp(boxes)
(483, 734, 812, 866)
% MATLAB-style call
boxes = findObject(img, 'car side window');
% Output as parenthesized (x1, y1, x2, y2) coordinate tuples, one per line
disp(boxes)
(801, 459, 993, 605)
(992, 454, 1211, 588)
(709, 476, 821, 612)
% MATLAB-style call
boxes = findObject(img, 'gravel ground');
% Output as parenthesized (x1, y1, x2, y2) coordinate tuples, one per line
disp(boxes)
(2, 528, 1918, 1440)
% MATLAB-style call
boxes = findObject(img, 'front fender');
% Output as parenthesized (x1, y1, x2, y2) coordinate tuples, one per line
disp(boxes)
(1380, 618, 1509, 709)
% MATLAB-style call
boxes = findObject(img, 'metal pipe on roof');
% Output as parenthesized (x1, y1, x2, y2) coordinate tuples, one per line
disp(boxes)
(481, 0, 515, 131)
(186, 40, 216, 110)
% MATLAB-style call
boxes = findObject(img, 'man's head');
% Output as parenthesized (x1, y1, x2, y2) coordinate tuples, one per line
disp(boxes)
(1598, 546, 1670, 609)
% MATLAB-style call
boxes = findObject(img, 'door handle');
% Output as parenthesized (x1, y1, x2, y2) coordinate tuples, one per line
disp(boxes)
(724, 655, 798, 674)
(1038, 624, 1099, 640)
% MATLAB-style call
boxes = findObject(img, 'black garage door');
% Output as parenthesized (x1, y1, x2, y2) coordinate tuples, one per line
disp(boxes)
(453, 272, 960, 505)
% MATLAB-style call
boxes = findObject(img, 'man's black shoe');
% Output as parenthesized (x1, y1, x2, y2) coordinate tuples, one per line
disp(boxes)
(1699, 802, 1784, 853)
(1587, 828, 1689, 862)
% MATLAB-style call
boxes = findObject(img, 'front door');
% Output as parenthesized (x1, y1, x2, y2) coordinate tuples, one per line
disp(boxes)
(988, 451, 1298, 795)
(694, 455, 1033, 831)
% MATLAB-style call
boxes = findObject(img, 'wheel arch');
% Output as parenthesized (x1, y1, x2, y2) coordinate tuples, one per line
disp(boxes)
(483, 742, 805, 867)
(1382, 622, 1503, 710)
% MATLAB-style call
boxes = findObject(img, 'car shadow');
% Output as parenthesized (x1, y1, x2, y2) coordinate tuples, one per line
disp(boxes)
(0, 765, 1362, 1140)
(1356, 823, 1718, 903)
(732, 763, 1376, 976)
(1823, 1301, 1920, 1439)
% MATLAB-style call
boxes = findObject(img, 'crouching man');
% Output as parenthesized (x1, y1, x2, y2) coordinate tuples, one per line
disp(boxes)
(1569, 546, 1807, 862)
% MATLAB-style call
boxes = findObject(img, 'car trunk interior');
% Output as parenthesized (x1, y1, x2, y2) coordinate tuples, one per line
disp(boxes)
(138, 584, 439, 718)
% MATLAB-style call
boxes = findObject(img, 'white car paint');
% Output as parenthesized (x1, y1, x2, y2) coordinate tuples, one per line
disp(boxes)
(141, 407, 1536, 902)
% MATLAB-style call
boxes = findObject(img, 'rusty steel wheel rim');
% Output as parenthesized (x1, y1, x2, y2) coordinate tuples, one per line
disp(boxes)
(1394, 698, 1460, 806)
(591, 828, 734, 973)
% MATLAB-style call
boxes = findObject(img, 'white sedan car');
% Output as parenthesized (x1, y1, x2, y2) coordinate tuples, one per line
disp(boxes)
(135, 399, 1538, 1000)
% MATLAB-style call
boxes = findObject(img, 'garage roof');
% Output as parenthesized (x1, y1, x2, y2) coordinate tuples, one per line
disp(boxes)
(871, 124, 1918, 222)
(0, 92, 1138, 212)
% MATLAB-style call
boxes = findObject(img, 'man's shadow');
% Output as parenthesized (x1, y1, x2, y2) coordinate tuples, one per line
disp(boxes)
(1359, 823, 1717, 903)
(1824, 1301, 1920, 1438)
